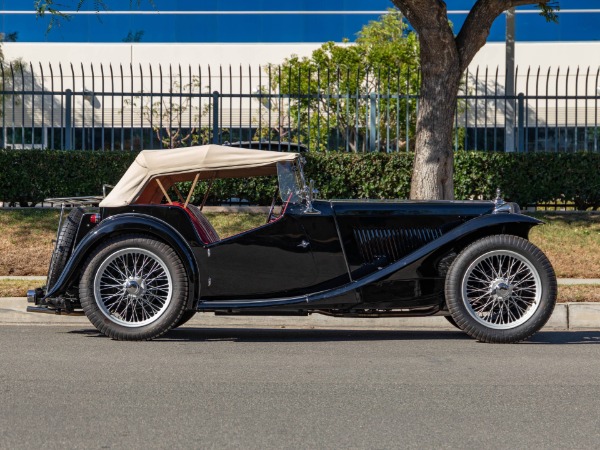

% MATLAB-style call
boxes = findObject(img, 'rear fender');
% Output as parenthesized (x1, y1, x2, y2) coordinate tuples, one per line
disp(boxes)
(44, 213, 199, 308)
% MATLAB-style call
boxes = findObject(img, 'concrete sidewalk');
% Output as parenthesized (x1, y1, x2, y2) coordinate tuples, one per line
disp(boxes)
(1, 297, 599, 331)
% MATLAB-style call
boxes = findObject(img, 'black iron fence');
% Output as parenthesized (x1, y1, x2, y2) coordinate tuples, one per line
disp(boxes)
(1, 63, 599, 153)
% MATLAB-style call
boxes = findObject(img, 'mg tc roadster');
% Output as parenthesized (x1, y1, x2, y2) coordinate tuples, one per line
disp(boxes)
(28, 144, 557, 343)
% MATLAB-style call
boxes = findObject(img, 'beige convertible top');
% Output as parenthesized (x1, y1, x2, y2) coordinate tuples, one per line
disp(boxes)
(99, 144, 299, 207)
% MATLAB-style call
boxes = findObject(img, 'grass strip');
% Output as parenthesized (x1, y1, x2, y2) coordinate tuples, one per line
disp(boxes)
(0, 210, 598, 278)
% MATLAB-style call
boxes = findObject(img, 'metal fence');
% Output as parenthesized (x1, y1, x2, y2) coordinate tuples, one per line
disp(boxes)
(1, 62, 599, 152)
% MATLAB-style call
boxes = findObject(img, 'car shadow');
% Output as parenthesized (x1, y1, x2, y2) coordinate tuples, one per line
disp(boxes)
(526, 331, 600, 345)
(68, 327, 600, 344)
(162, 327, 474, 342)
(68, 327, 470, 342)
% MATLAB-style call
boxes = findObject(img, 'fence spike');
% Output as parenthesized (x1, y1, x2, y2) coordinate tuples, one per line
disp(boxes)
(0, 62, 598, 156)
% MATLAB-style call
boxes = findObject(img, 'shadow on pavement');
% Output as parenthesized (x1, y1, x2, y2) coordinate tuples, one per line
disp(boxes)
(68, 327, 600, 344)
(69, 327, 470, 342)
(526, 331, 600, 345)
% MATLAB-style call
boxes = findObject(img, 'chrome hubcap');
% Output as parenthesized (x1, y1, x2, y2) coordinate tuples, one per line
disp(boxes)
(124, 278, 146, 297)
(93, 248, 173, 327)
(461, 250, 541, 330)
(490, 278, 513, 300)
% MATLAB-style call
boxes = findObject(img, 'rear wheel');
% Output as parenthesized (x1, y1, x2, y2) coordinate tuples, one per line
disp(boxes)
(79, 235, 189, 340)
(444, 315, 461, 329)
(445, 235, 556, 343)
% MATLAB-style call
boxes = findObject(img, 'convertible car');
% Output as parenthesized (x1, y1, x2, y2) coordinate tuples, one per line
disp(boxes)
(28, 144, 557, 343)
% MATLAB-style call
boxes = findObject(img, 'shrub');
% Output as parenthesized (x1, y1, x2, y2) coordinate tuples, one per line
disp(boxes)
(0, 149, 598, 209)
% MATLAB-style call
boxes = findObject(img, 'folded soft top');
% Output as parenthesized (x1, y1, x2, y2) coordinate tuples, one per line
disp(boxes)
(100, 144, 298, 207)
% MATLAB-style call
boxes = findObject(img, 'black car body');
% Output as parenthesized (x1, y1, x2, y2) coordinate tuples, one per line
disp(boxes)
(29, 144, 557, 343)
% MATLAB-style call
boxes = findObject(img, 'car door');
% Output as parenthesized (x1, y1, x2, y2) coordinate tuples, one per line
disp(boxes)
(199, 209, 317, 299)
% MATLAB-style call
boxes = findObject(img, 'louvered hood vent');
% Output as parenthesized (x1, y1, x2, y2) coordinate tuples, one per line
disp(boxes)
(353, 227, 443, 265)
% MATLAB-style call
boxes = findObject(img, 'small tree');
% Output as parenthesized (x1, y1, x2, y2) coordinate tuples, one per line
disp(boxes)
(0, 35, 27, 123)
(125, 77, 218, 149)
(265, 9, 420, 152)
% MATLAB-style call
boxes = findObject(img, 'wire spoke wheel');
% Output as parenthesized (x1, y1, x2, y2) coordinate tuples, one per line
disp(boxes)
(461, 250, 541, 330)
(80, 235, 188, 340)
(445, 235, 557, 343)
(94, 248, 173, 327)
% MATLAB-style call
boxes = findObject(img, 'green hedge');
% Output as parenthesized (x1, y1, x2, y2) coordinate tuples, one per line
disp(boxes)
(0, 149, 598, 209)
(453, 152, 600, 210)
(0, 150, 137, 206)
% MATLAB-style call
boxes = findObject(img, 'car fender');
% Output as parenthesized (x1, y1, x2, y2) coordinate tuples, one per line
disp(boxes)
(44, 213, 199, 307)
(346, 212, 542, 282)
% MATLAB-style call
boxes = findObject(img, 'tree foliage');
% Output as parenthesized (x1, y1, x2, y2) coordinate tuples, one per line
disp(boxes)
(265, 9, 420, 152)
(34, 0, 145, 31)
(0, 35, 27, 119)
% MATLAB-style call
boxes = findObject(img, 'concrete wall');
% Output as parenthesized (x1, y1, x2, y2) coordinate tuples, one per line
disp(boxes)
(4, 41, 600, 73)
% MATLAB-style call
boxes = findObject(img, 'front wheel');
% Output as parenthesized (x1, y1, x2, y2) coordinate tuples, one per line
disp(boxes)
(445, 235, 557, 343)
(79, 235, 189, 340)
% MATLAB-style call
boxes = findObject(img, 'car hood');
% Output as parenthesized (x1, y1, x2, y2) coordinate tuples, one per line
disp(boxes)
(326, 199, 497, 217)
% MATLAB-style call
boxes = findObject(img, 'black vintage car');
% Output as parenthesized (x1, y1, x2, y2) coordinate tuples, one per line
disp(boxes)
(28, 144, 557, 343)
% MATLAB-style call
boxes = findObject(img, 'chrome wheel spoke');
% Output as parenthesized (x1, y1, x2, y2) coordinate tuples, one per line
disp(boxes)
(94, 248, 173, 328)
(461, 249, 541, 330)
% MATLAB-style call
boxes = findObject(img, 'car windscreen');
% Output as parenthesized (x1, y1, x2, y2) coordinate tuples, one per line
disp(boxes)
(276, 161, 302, 204)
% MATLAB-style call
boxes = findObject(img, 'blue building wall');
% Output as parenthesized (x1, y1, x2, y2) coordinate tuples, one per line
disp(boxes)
(1, 0, 599, 43)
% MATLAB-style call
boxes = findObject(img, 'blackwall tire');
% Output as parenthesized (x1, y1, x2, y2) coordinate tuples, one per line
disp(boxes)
(47, 207, 84, 290)
(79, 235, 189, 341)
(173, 310, 196, 328)
(444, 315, 462, 330)
(445, 234, 557, 344)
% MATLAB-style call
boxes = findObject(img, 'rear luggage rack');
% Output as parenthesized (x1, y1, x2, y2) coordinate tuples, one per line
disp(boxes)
(44, 196, 103, 207)
(44, 184, 114, 207)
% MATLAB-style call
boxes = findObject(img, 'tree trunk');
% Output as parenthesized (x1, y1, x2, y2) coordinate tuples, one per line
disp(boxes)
(410, 59, 462, 200)
(408, 7, 462, 201)
(392, 0, 551, 200)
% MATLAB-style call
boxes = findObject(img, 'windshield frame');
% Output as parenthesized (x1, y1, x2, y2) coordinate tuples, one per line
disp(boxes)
(276, 158, 308, 205)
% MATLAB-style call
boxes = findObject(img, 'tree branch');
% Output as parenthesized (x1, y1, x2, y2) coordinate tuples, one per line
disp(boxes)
(391, 0, 458, 77)
(391, 0, 455, 50)
(456, 0, 551, 72)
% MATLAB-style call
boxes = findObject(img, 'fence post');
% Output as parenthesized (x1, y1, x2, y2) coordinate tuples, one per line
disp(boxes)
(504, 10, 516, 153)
(65, 89, 73, 150)
(369, 92, 377, 152)
(212, 90, 219, 144)
(517, 92, 525, 152)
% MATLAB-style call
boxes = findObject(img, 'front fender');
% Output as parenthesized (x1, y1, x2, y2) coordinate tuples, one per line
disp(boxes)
(348, 212, 543, 287)
(45, 213, 199, 306)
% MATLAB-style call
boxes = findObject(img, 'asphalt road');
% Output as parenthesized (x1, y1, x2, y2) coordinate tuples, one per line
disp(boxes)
(3, 325, 600, 449)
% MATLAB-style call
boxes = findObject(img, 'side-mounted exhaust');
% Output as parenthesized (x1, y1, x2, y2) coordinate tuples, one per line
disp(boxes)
(26, 305, 85, 316)
(26, 289, 85, 316)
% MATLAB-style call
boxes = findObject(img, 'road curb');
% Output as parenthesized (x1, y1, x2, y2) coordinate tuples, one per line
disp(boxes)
(1, 297, 599, 330)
